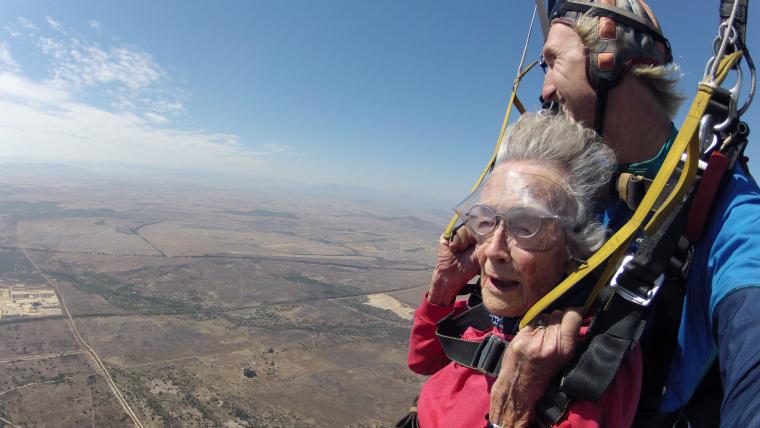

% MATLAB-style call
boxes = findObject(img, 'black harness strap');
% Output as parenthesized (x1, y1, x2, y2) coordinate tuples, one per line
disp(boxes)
(436, 302, 514, 377)
(535, 382, 574, 428)
(634, 237, 690, 424)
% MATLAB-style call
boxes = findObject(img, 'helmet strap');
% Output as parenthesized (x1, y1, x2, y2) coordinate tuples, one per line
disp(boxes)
(594, 77, 611, 136)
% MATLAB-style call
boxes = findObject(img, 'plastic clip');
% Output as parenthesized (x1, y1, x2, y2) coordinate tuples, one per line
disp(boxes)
(471, 334, 506, 377)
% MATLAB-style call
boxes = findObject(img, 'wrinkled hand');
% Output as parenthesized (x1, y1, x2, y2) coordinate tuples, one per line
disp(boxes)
(489, 308, 582, 427)
(426, 227, 479, 305)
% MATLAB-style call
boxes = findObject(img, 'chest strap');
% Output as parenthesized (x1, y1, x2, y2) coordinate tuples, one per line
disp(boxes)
(435, 302, 515, 377)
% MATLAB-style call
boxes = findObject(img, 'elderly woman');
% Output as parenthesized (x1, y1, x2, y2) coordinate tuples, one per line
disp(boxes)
(405, 113, 642, 428)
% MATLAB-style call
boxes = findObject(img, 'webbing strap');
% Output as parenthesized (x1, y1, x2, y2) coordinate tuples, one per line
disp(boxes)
(435, 303, 512, 376)
(686, 151, 729, 242)
(635, 248, 688, 422)
(535, 382, 573, 428)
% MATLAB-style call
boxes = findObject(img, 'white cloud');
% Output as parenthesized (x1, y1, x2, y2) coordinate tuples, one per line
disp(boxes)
(0, 73, 69, 104)
(5, 25, 21, 38)
(152, 99, 184, 114)
(13, 17, 186, 120)
(0, 43, 20, 73)
(245, 142, 302, 157)
(18, 17, 37, 31)
(88, 20, 102, 31)
(263, 142, 291, 154)
(0, 17, 294, 176)
(39, 37, 66, 59)
(144, 111, 168, 124)
(48, 44, 163, 91)
(0, 72, 265, 173)
(45, 16, 62, 32)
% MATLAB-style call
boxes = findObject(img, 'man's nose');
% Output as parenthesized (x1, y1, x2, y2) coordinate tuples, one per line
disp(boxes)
(540, 80, 557, 108)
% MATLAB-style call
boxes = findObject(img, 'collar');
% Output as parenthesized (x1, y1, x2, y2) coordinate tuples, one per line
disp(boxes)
(490, 315, 520, 333)
(619, 123, 678, 179)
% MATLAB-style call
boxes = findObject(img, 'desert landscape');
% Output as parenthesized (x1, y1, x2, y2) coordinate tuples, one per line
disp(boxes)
(0, 166, 445, 427)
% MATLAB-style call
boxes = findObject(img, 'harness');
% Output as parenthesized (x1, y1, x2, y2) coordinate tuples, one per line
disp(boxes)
(435, 1, 756, 426)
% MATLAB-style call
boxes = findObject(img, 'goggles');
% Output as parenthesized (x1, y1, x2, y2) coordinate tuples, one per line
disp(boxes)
(454, 169, 573, 252)
(459, 204, 566, 252)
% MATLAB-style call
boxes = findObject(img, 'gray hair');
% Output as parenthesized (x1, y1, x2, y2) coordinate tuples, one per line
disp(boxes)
(575, 15, 686, 118)
(494, 112, 616, 257)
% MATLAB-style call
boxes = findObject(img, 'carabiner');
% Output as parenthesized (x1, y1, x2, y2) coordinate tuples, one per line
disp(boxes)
(699, 114, 719, 155)
(712, 66, 743, 133)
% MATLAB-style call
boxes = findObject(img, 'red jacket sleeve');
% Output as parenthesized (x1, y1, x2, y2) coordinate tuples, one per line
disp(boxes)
(407, 295, 469, 375)
(554, 344, 643, 428)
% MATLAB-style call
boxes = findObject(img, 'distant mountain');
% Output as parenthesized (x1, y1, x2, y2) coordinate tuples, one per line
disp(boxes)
(376, 215, 440, 230)
(305, 182, 452, 212)
(0, 162, 454, 218)
(0, 163, 96, 179)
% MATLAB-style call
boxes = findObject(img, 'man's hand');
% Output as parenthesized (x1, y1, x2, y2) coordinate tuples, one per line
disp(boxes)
(489, 308, 582, 427)
(426, 227, 479, 305)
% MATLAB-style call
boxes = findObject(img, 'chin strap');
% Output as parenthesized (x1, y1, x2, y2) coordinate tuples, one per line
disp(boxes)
(594, 77, 611, 136)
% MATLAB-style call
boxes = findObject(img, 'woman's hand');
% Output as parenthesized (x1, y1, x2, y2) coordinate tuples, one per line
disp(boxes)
(426, 227, 480, 305)
(488, 308, 582, 427)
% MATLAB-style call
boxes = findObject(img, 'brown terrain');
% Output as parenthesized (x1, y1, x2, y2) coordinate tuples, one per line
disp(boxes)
(0, 168, 445, 427)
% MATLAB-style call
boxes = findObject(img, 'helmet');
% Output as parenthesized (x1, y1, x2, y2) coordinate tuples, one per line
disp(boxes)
(546, 0, 673, 134)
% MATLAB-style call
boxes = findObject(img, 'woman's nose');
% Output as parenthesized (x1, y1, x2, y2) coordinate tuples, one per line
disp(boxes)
(483, 225, 513, 262)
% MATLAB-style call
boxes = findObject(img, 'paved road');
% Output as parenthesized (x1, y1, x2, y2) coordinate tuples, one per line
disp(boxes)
(21, 249, 145, 428)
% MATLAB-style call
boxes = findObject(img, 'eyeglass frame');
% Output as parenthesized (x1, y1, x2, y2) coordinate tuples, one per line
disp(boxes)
(457, 204, 571, 252)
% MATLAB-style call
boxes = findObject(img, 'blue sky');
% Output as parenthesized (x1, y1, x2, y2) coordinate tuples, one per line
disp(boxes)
(0, 1, 757, 208)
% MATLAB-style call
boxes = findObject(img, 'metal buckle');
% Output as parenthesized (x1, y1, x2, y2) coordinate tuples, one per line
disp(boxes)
(610, 255, 664, 307)
(470, 334, 507, 377)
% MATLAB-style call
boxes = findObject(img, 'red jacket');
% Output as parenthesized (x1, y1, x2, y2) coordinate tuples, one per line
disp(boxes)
(408, 297, 642, 428)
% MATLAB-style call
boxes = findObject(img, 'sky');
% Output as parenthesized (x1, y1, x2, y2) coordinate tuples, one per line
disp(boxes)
(0, 1, 757, 208)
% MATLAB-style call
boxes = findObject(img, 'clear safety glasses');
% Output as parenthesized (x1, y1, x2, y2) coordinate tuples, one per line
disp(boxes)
(460, 204, 566, 252)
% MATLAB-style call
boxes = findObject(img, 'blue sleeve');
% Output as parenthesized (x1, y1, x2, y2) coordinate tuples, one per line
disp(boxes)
(715, 287, 760, 428)
(706, 169, 760, 316)
(663, 167, 760, 411)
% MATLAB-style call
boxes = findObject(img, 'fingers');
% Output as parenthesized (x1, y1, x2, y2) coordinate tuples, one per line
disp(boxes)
(559, 307, 582, 346)
(449, 227, 475, 252)
(515, 308, 582, 361)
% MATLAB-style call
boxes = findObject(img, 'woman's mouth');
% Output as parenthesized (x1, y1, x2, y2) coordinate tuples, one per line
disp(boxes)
(487, 276, 519, 292)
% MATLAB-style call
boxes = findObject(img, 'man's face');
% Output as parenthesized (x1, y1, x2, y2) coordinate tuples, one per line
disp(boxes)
(541, 23, 597, 128)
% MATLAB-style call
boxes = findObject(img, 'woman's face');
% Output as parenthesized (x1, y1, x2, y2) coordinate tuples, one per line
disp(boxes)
(474, 162, 571, 318)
